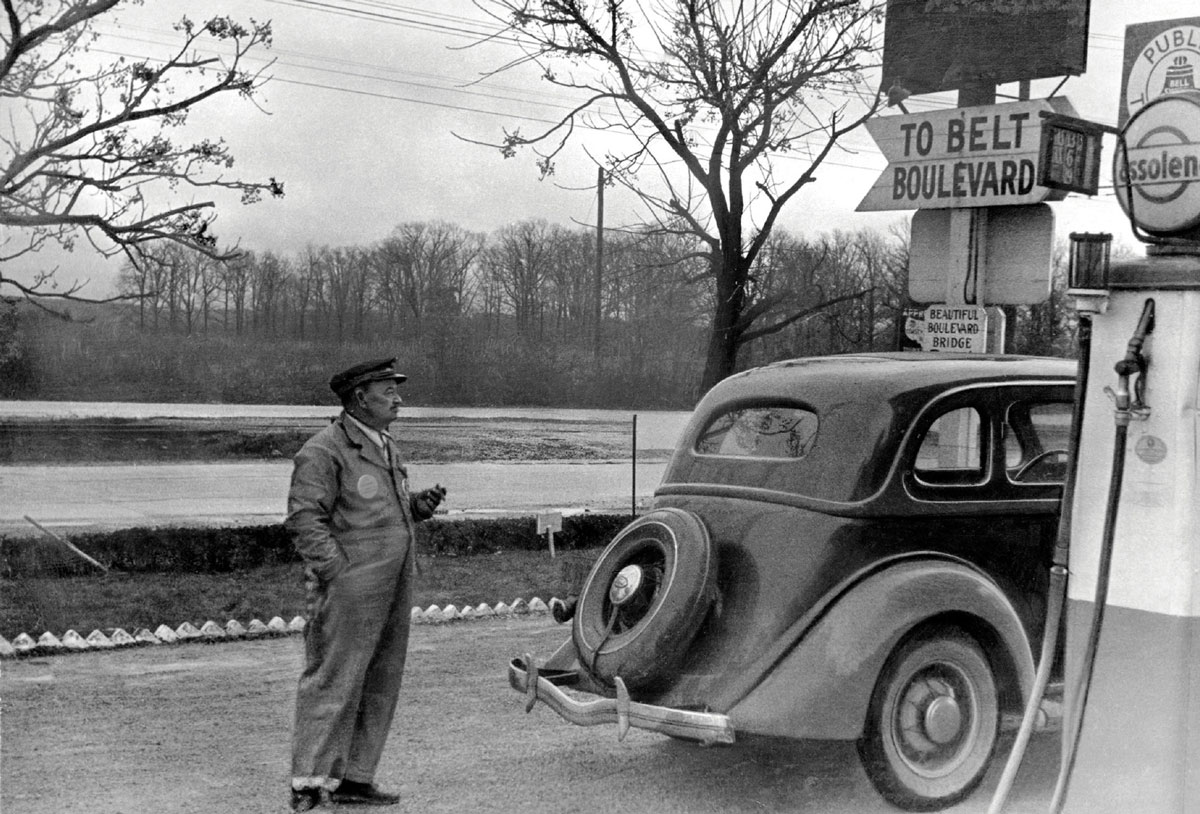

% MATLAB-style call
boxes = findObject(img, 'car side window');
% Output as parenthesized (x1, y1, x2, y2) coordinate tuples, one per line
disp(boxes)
(914, 406, 985, 485)
(696, 405, 818, 458)
(1005, 401, 1072, 483)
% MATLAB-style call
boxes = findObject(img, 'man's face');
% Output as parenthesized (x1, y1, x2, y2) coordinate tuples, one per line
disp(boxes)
(354, 379, 403, 430)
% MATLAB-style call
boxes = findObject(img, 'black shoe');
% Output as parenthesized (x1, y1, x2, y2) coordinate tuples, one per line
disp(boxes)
(330, 780, 400, 806)
(290, 786, 331, 811)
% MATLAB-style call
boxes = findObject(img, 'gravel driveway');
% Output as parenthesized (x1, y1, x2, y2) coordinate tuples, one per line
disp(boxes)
(2, 617, 1061, 814)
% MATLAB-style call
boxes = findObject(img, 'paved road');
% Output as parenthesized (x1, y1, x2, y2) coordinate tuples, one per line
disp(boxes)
(0, 460, 669, 534)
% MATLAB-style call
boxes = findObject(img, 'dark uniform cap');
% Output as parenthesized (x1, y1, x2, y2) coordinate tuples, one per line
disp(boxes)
(329, 357, 407, 397)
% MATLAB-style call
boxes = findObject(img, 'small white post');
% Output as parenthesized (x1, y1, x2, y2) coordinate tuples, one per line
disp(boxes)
(537, 511, 563, 559)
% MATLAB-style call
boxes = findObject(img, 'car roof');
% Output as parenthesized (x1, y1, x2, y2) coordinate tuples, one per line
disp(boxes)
(702, 353, 1074, 412)
(725, 352, 1075, 393)
(671, 353, 1077, 503)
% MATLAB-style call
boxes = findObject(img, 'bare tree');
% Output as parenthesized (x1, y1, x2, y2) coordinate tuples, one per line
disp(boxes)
(251, 251, 289, 337)
(298, 245, 328, 340)
(542, 228, 596, 337)
(220, 253, 254, 335)
(469, 0, 883, 390)
(1, 1, 283, 306)
(375, 222, 483, 337)
(313, 246, 366, 344)
(485, 220, 559, 339)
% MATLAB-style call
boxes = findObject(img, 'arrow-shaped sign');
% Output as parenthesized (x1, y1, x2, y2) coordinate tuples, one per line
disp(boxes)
(857, 99, 1074, 212)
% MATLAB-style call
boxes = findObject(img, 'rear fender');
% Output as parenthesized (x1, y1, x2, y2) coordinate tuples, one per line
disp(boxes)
(727, 557, 1034, 740)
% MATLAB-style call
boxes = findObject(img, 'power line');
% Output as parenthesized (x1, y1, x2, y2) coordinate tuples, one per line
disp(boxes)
(87, 5, 1123, 179)
(87, 36, 889, 172)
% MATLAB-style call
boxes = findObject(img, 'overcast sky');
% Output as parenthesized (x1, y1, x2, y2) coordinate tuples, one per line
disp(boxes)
(9, 0, 1195, 296)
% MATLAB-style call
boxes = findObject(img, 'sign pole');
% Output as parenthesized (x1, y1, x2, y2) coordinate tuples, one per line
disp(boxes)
(950, 84, 993, 321)
(631, 413, 638, 518)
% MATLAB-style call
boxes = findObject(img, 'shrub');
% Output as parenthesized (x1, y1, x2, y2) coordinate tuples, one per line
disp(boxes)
(0, 513, 634, 577)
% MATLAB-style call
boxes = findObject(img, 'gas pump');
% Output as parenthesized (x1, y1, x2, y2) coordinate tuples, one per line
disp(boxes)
(1053, 91, 1200, 813)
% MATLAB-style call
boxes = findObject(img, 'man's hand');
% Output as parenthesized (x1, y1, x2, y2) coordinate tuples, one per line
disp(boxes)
(411, 484, 447, 521)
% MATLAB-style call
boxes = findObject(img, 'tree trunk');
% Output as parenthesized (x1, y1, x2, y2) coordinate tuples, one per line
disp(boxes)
(699, 254, 747, 394)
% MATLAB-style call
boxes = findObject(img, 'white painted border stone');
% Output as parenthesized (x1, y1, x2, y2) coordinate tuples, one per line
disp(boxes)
(109, 629, 136, 647)
(62, 630, 89, 650)
(86, 630, 114, 648)
(135, 628, 161, 645)
(0, 596, 568, 658)
(199, 621, 226, 639)
(37, 632, 64, 650)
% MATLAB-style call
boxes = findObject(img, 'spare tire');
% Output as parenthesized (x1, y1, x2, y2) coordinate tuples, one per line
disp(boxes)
(572, 508, 718, 692)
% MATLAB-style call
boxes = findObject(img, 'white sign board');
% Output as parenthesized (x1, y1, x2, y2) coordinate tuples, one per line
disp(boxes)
(909, 205, 1055, 305)
(922, 305, 988, 353)
(1114, 94, 1200, 237)
(858, 100, 1073, 212)
(537, 511, 563, 534)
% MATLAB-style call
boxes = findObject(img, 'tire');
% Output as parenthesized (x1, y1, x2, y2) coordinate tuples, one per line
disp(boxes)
(571, 508, 717, 692)
(857, 626, 1000, 811)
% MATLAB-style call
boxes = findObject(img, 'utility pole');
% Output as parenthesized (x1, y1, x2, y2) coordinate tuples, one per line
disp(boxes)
(594, 167, 604, 360)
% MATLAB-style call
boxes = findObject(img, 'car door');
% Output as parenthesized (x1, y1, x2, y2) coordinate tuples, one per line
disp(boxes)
(898, 382, 1072, 643)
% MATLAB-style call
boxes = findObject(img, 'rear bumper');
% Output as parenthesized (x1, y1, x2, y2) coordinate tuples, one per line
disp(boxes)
(508, 654, 735, 746)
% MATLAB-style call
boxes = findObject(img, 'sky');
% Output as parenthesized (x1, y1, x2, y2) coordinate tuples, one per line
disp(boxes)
(7, 0, 1197, 298)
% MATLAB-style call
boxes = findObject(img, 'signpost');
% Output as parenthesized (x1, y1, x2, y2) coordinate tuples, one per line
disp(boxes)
(871, 0, 1099, 357)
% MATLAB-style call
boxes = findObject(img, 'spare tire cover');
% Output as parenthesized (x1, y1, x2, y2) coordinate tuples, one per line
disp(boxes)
(572, 507, 717, 692)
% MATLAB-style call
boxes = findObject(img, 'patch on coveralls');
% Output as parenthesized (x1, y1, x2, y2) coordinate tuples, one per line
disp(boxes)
(357, 474, 380, 498)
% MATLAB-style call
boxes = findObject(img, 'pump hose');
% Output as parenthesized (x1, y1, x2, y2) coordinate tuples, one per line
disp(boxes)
(1048, 417, 1128, 813)
(987, 316, 1091, 814)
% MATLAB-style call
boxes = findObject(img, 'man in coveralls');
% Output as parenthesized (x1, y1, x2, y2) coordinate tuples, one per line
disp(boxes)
(287, 358, 446, 810)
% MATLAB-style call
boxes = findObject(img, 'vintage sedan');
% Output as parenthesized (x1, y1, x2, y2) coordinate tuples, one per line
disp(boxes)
(509, 353, 1076, 810)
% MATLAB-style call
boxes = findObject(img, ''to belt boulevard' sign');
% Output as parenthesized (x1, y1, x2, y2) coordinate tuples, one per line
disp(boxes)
(858, 100, 1073, 212)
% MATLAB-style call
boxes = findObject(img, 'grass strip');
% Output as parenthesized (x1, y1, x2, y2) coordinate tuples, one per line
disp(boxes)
(1, 549, 600, 640)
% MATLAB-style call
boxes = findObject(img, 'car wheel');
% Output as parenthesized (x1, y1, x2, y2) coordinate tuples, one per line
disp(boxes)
(857, 626, 1000, 811)
(572, 508, 717, 692)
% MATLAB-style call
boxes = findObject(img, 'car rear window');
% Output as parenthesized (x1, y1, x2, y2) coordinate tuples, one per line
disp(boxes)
(695, 405, 819, 459)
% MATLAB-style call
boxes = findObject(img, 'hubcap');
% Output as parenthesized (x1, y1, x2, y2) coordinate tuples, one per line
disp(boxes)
(894, 669, 976, 776)
(609, 565, 644, 605)
(924, 695, 963, 744)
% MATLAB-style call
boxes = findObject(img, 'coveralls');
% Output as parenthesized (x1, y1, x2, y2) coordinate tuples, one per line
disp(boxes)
(286, 413, 426, 790)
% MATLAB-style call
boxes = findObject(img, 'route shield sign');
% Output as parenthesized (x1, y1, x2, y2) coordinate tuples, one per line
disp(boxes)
(858, 99, 1072, 212)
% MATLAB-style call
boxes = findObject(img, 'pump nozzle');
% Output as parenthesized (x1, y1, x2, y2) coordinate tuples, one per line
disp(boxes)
(1112, 299, 1155, 417)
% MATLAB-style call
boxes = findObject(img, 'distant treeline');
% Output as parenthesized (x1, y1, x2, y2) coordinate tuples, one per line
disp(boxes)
(1, 220, 1082, 406)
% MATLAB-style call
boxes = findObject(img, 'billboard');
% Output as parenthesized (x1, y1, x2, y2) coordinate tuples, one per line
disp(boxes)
(881, 0, 1090, 98)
